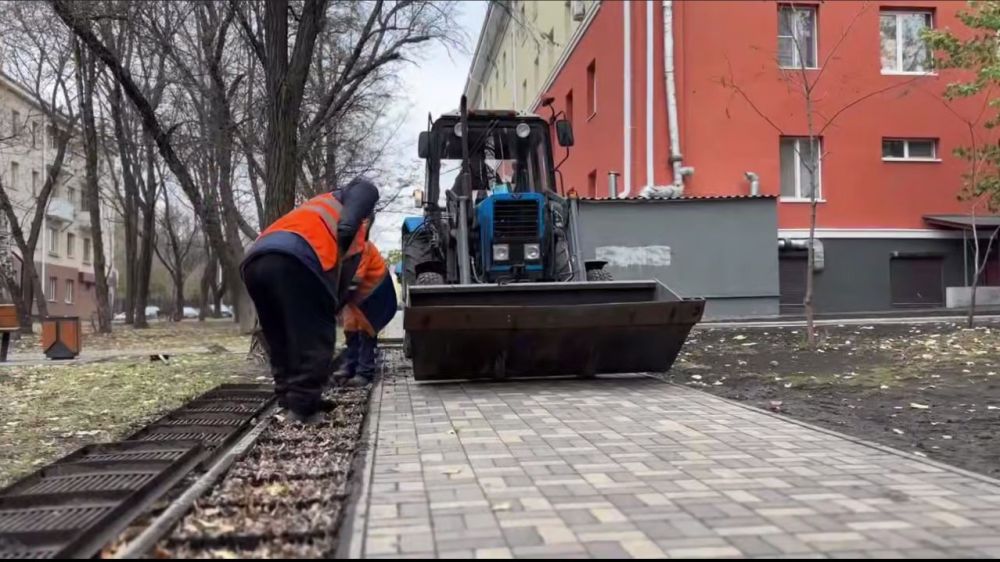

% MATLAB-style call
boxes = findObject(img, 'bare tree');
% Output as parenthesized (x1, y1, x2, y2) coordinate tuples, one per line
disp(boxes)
(154, 188, 198, 322)
(722, 2, 924, 346)
(0, 3, 81, 330)
(73, 37, 113, 333)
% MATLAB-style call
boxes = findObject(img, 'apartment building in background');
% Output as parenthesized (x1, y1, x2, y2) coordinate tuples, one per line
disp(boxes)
(466, 1, 997, 314)
(0, 71, 117, 320)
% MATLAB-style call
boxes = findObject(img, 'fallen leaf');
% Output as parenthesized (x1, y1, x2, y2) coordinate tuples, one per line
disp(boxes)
(892, 428, 905, 435)
(880, 385, 889, 390)
(943, 435, 953, 440)
(733, 334, 746, 340)
(690, 375, 702, 380)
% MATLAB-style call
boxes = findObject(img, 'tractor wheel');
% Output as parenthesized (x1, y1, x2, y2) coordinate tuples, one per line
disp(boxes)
(586, 268, 614, 282)
(416, 271, 445, 285)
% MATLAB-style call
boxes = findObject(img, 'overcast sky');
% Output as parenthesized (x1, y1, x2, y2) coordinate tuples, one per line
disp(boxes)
(371, 0, 487, 251)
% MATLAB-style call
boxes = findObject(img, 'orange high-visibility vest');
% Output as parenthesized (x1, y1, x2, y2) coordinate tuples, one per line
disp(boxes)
(261, 193, 344, 270)
(259, 193, 367, 272)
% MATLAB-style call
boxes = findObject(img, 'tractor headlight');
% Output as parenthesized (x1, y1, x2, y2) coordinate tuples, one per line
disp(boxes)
(515, 123, 531, 138)
(492, 243, 510, 261)
(524, 243, 541, 261)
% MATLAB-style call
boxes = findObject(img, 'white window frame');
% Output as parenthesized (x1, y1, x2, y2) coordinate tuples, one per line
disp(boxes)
(780, 137, 824, 203)
(47, 277, 57, 302)
(882, 138, 940, 162)
(66, 232, 75, 258)
(83, 237, 92, 264)
(48, 227, 58, 255)
(880, 10, 934, 75)
(587, 59, 598, 119)
(65, 279, 74, 304)
(778, 5, 819, 70)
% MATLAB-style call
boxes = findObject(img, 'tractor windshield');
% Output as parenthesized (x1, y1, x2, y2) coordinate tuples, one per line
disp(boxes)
(431, 120, 553, 202)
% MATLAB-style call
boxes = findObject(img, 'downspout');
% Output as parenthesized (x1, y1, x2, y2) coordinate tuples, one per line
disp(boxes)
(645, 1, 654, 190)
(638, 0, 689, 199)
(620, 1, 632, 198)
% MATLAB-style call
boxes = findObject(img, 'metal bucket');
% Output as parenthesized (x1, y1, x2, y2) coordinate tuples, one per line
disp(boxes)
(404, 280, 704, 381)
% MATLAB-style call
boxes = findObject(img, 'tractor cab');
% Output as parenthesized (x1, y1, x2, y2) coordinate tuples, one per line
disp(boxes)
(412, 111, 571, 283)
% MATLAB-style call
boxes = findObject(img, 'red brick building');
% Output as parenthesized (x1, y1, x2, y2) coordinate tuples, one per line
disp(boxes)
(467, 1, 998, 313)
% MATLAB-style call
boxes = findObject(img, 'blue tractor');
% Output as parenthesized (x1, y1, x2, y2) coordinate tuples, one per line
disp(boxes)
(401, 97, 703, 381)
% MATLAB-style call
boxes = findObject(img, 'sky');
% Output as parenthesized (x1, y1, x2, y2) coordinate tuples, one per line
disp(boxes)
(370, 0, 488, 251)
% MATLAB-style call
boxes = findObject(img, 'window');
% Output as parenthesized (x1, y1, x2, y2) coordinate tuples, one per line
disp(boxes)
(9, 162, 19, 189)
(780, 137, 822, 200)
(48, 277, 57, 302)
(48, 227, 58, 255)
(882, 138, 938, 161)
(67, 186, 76, 205)
(31, 122, 39, 149)
(10, 110, 20, 136)
(881, 11, 933, 74)
(588, 170, 597, 196)
(31, 171, 38, 195)
(565, 90, 574, 125)
(66, 232, 75, 258)
(586, 60, 597, 117)
(778, 5, 817, 69)
(47, 125, 57, 149)
(64, 279, 74, 304)
(83, 237, 92, 263)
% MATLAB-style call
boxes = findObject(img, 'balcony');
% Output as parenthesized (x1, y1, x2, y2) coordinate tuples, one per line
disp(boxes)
(46, 197, 74, 224)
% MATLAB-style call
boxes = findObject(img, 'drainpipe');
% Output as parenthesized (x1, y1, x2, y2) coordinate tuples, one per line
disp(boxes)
(41, 121, 47, 301)
(745, 171, 760, 195)
(620, 1, 632, 198)
(645, 0, 654, 190)
(663, 0, 686, 189)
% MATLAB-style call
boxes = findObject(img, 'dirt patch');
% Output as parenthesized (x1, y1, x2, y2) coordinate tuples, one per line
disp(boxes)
(160, 386, 371, 558)
(668, 322, 1000, 478)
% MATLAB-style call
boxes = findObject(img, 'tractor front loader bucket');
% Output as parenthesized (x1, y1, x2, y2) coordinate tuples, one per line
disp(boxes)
(404, 281, 704, 381)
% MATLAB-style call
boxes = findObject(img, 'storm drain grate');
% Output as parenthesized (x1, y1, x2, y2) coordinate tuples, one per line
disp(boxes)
(0, 441, 204, 559)
(0, 384, 275, 558)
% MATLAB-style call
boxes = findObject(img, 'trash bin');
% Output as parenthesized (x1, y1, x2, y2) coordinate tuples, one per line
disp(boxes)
(42, 316, 81, 360)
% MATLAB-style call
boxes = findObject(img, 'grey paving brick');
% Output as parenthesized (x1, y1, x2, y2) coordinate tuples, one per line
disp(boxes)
(356, 372, 1000, 559)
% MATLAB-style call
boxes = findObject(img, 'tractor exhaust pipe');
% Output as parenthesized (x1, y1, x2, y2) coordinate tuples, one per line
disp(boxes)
(457, 96, 473, 284)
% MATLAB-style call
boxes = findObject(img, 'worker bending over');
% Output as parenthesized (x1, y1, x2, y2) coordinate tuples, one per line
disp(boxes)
(336, 239, 397, 386)
(241, 177, 379, 423)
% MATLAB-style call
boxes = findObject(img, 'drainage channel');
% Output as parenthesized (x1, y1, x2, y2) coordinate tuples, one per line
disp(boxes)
(0, 383, 275, 559)
(156, 352, 394, 558)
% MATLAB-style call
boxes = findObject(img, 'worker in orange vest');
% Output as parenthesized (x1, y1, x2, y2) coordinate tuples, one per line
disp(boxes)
(335, 239, 397, 386)
(241, 177, 378, 423)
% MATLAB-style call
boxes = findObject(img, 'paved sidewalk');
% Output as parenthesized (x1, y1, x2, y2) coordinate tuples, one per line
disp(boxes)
(348, 371, 1000, 559)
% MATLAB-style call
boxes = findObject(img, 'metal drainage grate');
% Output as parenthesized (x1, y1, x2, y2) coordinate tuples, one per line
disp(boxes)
(0, 441, 204, 559)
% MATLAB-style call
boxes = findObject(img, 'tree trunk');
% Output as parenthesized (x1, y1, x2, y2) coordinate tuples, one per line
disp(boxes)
(134, 144, 157, 328)
(198, 248, 214, 322)
(4, 274, 30, 330)
(74, 39, 112, 333)
(110, 84, 140, 325)
(173, 271, 184, 322)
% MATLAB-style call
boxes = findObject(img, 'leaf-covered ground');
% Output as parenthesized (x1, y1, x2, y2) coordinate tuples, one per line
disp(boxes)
(12, 318, 249, 355)
(670, 322, 1000, 477)
(0, 322, 263, 487)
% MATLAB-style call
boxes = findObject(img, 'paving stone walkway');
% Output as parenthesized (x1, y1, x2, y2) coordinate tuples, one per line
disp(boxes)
(346, 371, 1000, 559)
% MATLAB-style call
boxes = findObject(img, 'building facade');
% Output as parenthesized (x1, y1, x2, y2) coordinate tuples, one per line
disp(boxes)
(0, 72, 117, 320)
(466, 0, 997, 315)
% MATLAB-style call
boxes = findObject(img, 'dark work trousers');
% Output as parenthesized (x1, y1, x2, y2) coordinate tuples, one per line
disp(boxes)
(243, 253, 338, 415)
(343, 330, 378, 380)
